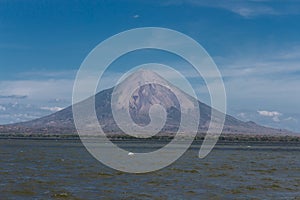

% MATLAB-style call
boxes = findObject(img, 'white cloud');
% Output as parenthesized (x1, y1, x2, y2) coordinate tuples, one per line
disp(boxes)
(284, 117, 298, 122)
(163, 0, 297, 18)
(258, 110, 281, 117)
(216, 46, 300, 79)
(0, 105, 6, 111)
(0, 72, 74, 124)
(40, 106, 64, 112)
(133, 14, 139, 18)
(0, 95, 27, 99)
(0, 79, 73, 103)
(228, 5, 277, 18)
(237, 112, 247, 119)
(258, 110, 282, 122)
(0, 103, 48, 124)
(214, 46, 300, 125)
(17, 70, 76, 79)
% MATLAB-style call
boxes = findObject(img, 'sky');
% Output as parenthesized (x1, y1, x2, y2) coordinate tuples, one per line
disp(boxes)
(0, 0, 300, 132)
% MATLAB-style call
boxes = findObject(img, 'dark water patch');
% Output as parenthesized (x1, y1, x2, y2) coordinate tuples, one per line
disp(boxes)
(169, 167, 198, 173)
(226, 188, 243, 194)
(10, 189, 36, 196)
(207, 173, 228, 178)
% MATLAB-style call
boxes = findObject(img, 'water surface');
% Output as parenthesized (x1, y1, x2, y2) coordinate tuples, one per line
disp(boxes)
(0, 139, 299, 199)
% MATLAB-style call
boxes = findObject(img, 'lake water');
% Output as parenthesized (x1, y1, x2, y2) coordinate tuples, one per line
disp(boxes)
(0, 139, 299, 199)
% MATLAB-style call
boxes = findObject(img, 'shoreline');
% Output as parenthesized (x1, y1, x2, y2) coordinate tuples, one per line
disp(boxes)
(0, 134, 299, 146)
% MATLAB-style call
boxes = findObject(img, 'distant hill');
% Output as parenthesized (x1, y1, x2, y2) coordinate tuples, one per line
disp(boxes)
(0, 70, 294, 137)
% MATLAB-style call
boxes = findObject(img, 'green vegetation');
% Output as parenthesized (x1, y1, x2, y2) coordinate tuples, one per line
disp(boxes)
(0, 132, 299, 143)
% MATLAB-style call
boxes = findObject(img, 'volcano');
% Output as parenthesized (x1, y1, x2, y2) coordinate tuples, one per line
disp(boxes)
(0, 70, 293, 136)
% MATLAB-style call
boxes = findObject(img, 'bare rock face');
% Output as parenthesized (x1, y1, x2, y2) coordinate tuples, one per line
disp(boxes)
(129, 83, 180, 114)
(128, 83, 180, 125)
(0, 70, 294, 136)
(117, 70, 181, 116)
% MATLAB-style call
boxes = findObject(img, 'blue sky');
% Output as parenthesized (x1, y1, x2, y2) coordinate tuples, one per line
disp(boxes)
(0, 0, 300, 132)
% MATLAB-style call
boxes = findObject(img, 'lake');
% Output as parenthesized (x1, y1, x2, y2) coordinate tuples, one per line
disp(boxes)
(0, 139, 299, 199)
